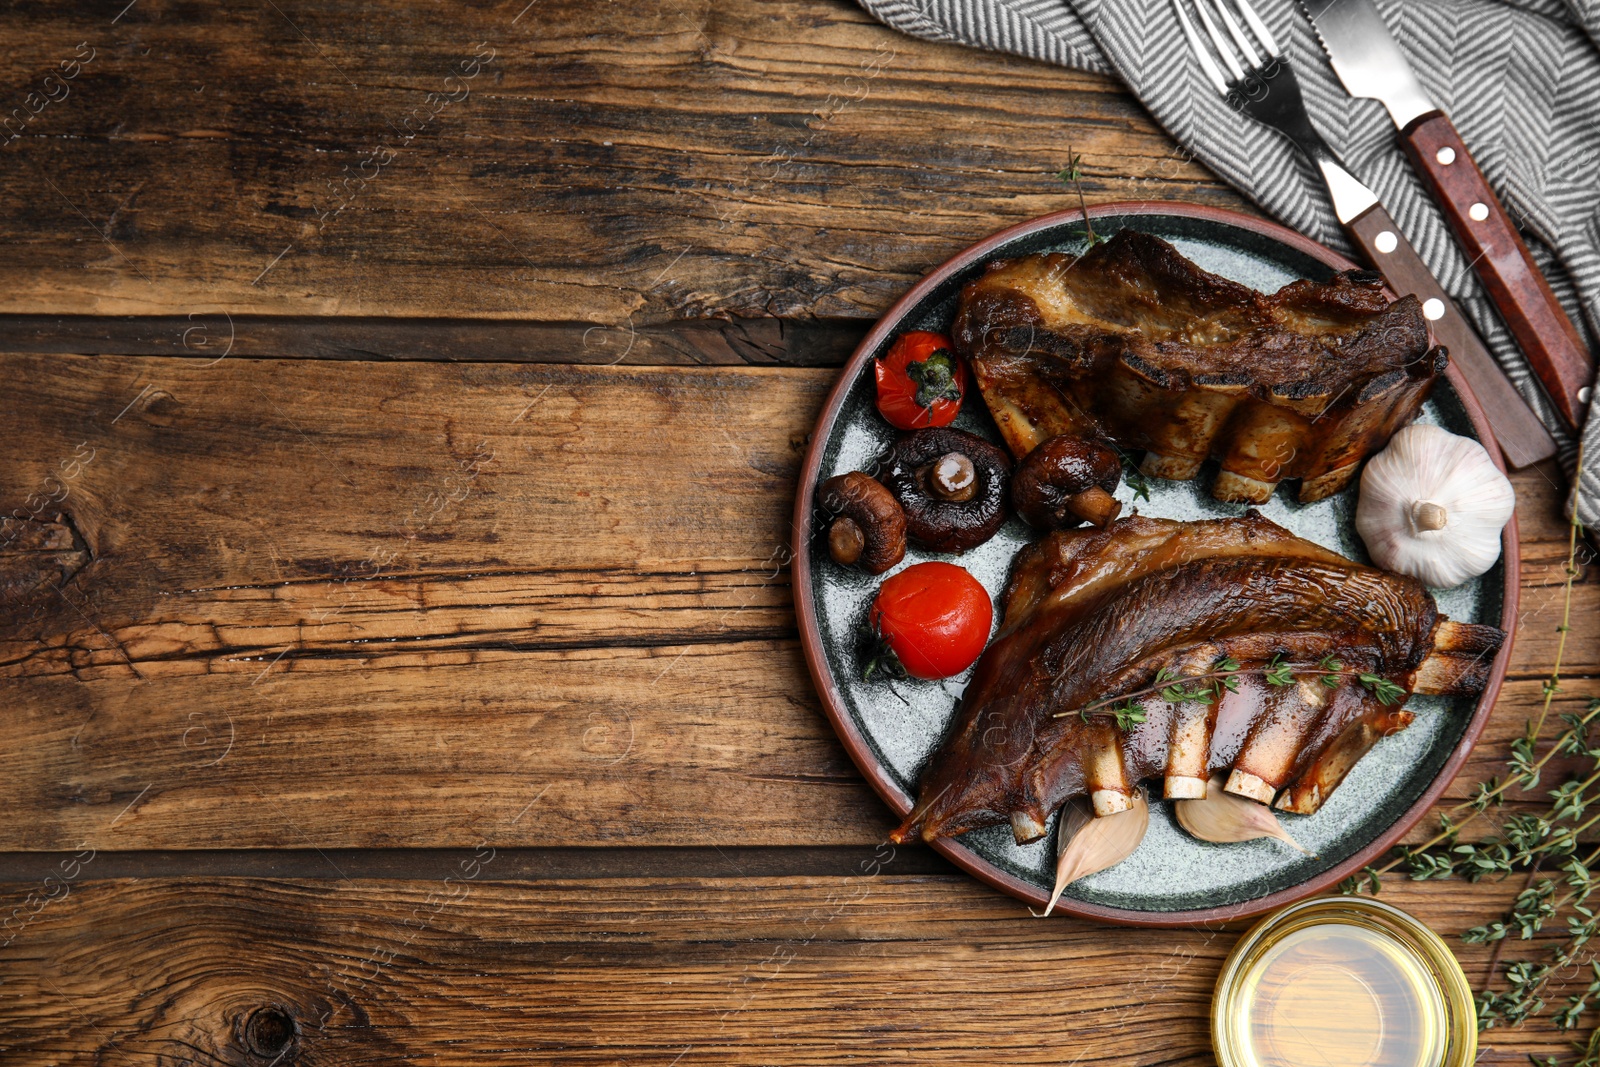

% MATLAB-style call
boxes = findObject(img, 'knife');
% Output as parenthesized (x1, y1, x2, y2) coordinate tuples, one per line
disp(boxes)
(1302, 0, 1596, 431)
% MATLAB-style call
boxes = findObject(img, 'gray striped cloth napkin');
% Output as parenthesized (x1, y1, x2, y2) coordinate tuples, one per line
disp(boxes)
(857, 0, 1600, 524)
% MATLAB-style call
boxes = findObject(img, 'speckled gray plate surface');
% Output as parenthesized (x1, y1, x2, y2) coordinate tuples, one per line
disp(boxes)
(792, 204, 1518, 926)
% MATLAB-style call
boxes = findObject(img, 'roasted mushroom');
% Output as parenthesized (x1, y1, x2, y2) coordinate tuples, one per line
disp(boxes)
(1012, 434, 1123, 529)
(884, 427, 1011, 553)
(817, 472, 906, 574)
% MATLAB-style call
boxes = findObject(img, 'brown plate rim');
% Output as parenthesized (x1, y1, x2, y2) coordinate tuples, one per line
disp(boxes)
(789, 200, 1520, 928)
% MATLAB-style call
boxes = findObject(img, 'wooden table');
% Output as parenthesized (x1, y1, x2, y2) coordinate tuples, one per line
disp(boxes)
(1, 2, 1594, 1062)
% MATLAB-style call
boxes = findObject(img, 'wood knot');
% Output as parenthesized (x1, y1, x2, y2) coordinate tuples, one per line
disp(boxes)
(0, 513, 90, 623)
(240, 1004, 299, 1061)
(135, 388, 183, 426)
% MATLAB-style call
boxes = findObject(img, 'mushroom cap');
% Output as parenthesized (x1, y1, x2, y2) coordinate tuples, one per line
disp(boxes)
(884, 427, 1011, 553)
(817, 471, 907, 574)
(1011, 434, 1122, 529)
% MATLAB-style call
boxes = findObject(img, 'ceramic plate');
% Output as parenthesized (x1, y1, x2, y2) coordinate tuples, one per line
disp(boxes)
(792, 203, 1519, 926)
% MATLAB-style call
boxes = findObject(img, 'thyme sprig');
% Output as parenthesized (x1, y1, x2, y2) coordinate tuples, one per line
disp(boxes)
(1120, 452, 1152, 502)
(1341, 446, 1599, 1053)
(1056, 654, 1408, 727)
(1056, 150, 1101, 248)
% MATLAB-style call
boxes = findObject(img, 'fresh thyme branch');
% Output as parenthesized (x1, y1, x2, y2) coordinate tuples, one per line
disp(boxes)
(1056, 150, 1100, 248)
(1054, 655, 1408, 731)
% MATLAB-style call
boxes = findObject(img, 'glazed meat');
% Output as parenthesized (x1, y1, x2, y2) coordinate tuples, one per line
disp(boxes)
(954, 230, 1445, 505)
(891, 514, 1502, 844)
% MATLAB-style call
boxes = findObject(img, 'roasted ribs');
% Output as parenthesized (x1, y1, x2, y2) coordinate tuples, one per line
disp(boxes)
(953, 230, 1445, 505)
(891, 514, 1503, 844)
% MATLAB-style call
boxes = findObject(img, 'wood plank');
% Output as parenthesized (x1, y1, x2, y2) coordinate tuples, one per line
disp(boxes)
(0, 845, 959, 883)
(0, 641, 896, 850)
(0, 0, 1240, 325)
(0, 874, 1581, 1065)
(0, 357, 1593, 850)
(0, 314, 866, 366)
(0, 354, 815, 658)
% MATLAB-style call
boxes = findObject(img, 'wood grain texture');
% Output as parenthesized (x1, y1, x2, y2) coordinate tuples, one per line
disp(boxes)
(0, 0, 1589, 1060)
(0, 314, 867, 366)
(0, 356, 1593, 851)
(0, 874, 1583, 1065)
(0, 845, 961, 883)
(0, 0, 1238, 328)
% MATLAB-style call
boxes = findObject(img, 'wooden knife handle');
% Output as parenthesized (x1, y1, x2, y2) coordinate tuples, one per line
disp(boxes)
(1346, 202, 1558, 468)
(1401, 112, 1595, 429)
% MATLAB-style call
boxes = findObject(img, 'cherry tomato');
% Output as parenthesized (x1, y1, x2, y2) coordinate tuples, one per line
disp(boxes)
(874, 331, 967, 430)
(867, 561, 993, 680)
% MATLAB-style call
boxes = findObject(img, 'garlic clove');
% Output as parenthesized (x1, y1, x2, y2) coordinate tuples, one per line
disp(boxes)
(1033, 789, 1149, 917)
(1355, 423, 1515, 589)
(1176, 773, 1311, 854)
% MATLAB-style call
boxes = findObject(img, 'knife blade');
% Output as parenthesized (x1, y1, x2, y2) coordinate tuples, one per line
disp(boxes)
(1300, 0, 1432, 128)
(1303, 0, 1596, 431)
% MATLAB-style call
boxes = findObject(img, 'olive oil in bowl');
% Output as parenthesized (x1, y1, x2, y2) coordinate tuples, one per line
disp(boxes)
(1213, 897, 1477, 1067)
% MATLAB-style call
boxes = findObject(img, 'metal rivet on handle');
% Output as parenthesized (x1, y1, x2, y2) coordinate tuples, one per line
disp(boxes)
(1422, 298, 1446, 321)
(1469, 203, 1489, 221)
(1375, 231, 1397, 254)
(1436, 147, 1456, 165)
(1581, 386, 1593, 406)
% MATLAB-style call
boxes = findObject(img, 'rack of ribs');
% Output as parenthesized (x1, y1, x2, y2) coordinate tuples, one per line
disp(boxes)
(891, 514, 1503, 845)
(953, 229, 1444, 506)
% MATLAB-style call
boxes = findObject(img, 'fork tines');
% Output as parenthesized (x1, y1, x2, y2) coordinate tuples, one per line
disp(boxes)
(1172, 0, 1282, 96)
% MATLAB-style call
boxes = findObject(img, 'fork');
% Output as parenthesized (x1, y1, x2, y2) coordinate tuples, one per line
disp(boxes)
(1170, 0, 1557, 468)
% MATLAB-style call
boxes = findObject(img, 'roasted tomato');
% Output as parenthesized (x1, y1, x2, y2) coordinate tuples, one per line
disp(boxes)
(866, 561, 993, 680)
(874, 331, 967, 430)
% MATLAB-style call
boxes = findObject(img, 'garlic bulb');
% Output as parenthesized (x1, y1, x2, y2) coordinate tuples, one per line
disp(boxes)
(1176, 774, 1310, 854)
(1033, 790, 1148, 917)
(1355, 423, 1515, 589)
